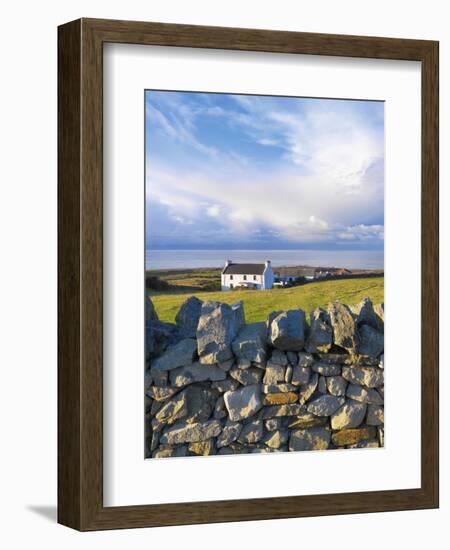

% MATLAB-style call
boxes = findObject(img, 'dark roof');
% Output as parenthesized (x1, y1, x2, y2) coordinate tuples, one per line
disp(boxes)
(223, 263, 266, 275)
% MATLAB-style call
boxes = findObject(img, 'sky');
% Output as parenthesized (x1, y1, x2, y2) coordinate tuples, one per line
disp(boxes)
(145, 90, 384, 251)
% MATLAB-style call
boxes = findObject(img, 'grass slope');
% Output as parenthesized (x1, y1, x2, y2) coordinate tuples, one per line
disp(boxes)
(150, 276, 384, 324)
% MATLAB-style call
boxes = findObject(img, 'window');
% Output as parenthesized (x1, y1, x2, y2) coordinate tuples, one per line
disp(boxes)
(243, 275, 247, 280)
(253, 275, 257, 280)
(230, 283, 233, 289)
(230, 275, 233, 280)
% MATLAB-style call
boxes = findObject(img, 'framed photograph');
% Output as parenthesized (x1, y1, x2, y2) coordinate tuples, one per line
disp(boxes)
(58, 18, 439, 531)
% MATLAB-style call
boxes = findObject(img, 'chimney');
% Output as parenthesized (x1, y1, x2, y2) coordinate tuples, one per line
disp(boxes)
(265, 260, 271, 268)
(225, 259, 232, 267)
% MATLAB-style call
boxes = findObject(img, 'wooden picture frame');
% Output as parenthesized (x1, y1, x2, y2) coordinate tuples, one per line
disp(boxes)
(58, 18, 439, 531)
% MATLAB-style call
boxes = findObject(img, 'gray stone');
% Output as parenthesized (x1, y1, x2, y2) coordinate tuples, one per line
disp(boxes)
(270, 349, 289, 365)
(347, 439, 380, 449)
(188, 439, 216, 456)
(312, 362, 341, 376)
(378, 427, 385, 446)
(263, 429, 288, 449)
(306, 308, 333, 353)
(328, 301, 360, 352)
(262, 403, 306, 418)
(229, 365, 263, 386)
(160, 419, 222, 445)
(289, 427, 331, 451)
(146, 385, 179, 401)
(326, 376, 348, 397)
(285, 365, 293, 383)
(169, 362, 226, 386)
(331, 399, 367, 429)
(237, 358, 251, 370)
(238, 419, 264, 444)
(197, 301, 245, 364)
(217, 421, 243, 448)
(154, 391, 188, 426)
(291, 366, 311, 386)
(213, 395, 227, 419)
(287, 351, 298, 365)
(146, 296, 159, 322)
(269, 310, 306, 351)
(342, 366, 384, 388)
(152, 338, 197, 371)
(211, 379, 240, 393)
(346, 384, 383, 404)
(232, 322, 267, 363)
(318, 376, 327, 394)
(218, 359, 234, 371)
(297, 352, 315, 367)
(298, 372, 319, 404)
(358, 324, 384, 358)
(353, 297, 384, 333)
(152, 445, 188, 458)
(146, 320, 180, 360)
(379, 354, 384, 369)
(263, 362, 285, 384)
(288, 413, 328, 429)
(150, 367, 168, 387)
(374, 303, 384, 331)
(366, 404, 384, 426)
(175, 296, 203, 338)
(263, 383, 297, 393)
(265, 418, 283, 431)
(307, 395, 345, 416)
(223, 384, 263, 421)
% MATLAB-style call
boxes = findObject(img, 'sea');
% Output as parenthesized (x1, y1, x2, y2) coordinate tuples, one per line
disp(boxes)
(145, 249, 384, 271)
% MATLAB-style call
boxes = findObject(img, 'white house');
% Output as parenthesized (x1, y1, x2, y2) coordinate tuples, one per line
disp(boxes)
(221, 260, 274, 291)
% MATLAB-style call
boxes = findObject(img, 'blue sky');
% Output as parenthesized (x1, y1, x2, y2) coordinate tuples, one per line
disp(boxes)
(145, 90, 384, 250)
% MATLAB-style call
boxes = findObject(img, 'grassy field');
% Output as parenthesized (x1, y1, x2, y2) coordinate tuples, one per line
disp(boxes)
(150, 276, 384, 324)
(147, 268, 221, 293)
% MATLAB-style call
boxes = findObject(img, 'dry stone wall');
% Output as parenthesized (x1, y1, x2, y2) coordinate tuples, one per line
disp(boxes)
(145, 296, 384, 458)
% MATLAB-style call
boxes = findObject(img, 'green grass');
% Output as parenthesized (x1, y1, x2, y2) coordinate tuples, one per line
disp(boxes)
(147, 268, 221, 293)
(150, 276, 384, 324)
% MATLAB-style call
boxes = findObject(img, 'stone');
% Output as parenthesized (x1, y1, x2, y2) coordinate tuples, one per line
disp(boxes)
(238, 419, 264, 444)
(358, 324, 384, 358)
(197, 301, 245, 364)
(270, 349, 289, 366)
(265, 418, 283, 431)
(379, 354, 384, 369)
(285, 365, 293, 383)
(298, 373, 319, 404)
(263, 362, 285, 384)
(150, 368, 168, 387)
(232, 322, 267, 363)
(291, 366, 311, 386)
(169, 362, 226, 386)
(342, 366, 384, 388)
(229, 365, 263, 385)
(328, 301, 360, 352)
(307, 395, 345, 416)
(152, 338, 198, 371)
(154, 391, 188, 426)
(287, 351, 298, 365)
(289, 427, 331, 451)
(146, 386, 179, 401)
(318, 376, 327, 393)
(237, 358, 251, 370)
(175, 296, 203, 338)
(317, 353, 351, 364)
(346, 384, 383, 404)
(326, 376, 347, 397)
(378, 427, 385, 446)
(211, 379, 240, 393)
(331, 427, 377, 446)
(146, 320, 180, 360)
(297, 352, 314, 367)
(152, 445, 188, 458)
(263, 429, 288, 449)
(160, 419, 222, 445)
(366, 404, 384, 426)
(374, 303, 384, 331)
(347, 439, 380, 449)
(188, 439, 216, 456)
(306, 308, 333, 353)
(263, 392, 298, 405)
(263, 383, 297, 393)
(330, 399, 367, 429)
(218, 359, 234, 372)
(223, 384, 262, 421)
(145, 296, 159, 322)
(288, 414, 328, 429)
(217, 421, 243, 448)
(353, 297, 384, 333)
(262, 403, 306, 418)
(312, 363, 341, 376)
(213, 395, 227, 419)
(269, 310, 306, 351)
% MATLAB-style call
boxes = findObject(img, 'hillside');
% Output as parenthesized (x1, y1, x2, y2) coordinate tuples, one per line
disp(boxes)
(150, 276, 384, 324)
